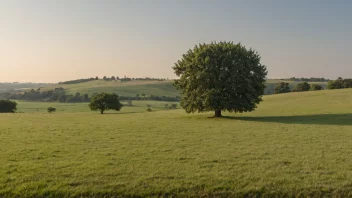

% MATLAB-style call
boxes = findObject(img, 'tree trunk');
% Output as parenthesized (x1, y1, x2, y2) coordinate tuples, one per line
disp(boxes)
(101, 110, 104, 114)
(214, 110, 222, 117)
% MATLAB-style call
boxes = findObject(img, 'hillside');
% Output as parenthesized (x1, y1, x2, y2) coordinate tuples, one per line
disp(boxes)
(1, 89, 352, 197)
(43, 80, 179, 97)
(41, 79, 327, 97)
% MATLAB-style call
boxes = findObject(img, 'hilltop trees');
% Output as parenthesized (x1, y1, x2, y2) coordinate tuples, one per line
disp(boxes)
(0, 100, 17, 113)
(173, 42, 267, 117)
(274, 82, 291, 94)
(89, 93, 123, 114)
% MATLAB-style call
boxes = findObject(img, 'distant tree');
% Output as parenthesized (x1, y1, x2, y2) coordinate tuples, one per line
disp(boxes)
(127, 100, 133, 106)
(147, 107, 152, 112)
(173, 42, 267, 117)
(164, 104, 169, 110)
(89, 93, 123, 114)
(274, 82, 291, 94)
(293, 82, 310, 92)
(82, 94, 90, 102)
(146, 104, 152, 108)
(103, 76, 107, 80)
(0, 100, 17, 113)
(171, 104, 178, 109)
(47, 107, 56, 113)
(111, 76, 116, 80)
(310, 84, 323, 91)
(116, 76, 120, 80)
(136, 94, 140, 98)
(95, 76, 99, 80)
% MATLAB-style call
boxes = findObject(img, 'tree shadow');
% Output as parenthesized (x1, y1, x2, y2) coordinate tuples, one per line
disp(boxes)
(223, 114, 352, 126)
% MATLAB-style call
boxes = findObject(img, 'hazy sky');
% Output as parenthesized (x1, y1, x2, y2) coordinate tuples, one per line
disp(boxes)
(1, 0, 351, 82)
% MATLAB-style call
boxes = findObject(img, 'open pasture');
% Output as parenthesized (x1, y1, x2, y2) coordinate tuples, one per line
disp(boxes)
(1, 89, 352, 197)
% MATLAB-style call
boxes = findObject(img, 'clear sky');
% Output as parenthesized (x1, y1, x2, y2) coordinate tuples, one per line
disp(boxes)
(0, 0, 351, 82)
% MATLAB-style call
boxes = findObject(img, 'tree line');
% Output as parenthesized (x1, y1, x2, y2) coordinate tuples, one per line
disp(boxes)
(58, 76, 167, 84)
(278, 77, 330, 82)
(2, 88, 180, 103)
(327, 78, 352, 89)
(274, 77, 352, 94)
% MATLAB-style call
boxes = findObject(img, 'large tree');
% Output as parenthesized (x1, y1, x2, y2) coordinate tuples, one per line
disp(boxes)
(89, 93, 123, 114)
(173, 42, 267, 117)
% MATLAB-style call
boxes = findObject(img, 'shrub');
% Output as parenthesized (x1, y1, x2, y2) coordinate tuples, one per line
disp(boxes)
(147, 107, 152, 112)
(0, 100, 17, 113)
(274, 82, 291, 94)
(171, 104, 178, 109)
(47, 107, 56, 113)
(293, 82, 310, 92)
(310, 84, 323, 91)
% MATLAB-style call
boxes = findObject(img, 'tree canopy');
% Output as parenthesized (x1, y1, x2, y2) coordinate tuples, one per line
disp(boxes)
(89, 93, 123, 114)
(173, 41, 267, 117)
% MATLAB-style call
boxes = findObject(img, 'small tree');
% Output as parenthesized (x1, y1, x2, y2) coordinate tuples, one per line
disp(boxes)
(293, 82, 310, 92)
(95, 76, 99, 80)
(274, 82, 291, 94)
(0, 100, 17, 113)
(89, 93, 123, 114)
(310, 84, 323, 91)
(173, 42, 267, 117)
(111, 76, 116, 80)
(147, 107, 152, 112)
(47, 107, 56, 113)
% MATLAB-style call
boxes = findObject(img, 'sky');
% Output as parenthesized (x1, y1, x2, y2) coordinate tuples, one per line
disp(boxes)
(0, 0, 351, 83)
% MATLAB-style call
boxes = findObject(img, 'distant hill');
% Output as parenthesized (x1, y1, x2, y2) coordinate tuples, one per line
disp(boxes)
(0, 83, 52, 93)
(43, 80, 179, 97)
(41, 79, 328, 98)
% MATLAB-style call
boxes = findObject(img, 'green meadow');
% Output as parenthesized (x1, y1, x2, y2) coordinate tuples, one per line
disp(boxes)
(1, 89, 352, 197)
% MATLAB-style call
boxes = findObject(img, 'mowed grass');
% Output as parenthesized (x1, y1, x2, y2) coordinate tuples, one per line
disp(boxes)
(1, 89, 352, 197)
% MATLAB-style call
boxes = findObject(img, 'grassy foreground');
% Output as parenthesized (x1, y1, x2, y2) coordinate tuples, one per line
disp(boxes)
(1, 89, 352, 197)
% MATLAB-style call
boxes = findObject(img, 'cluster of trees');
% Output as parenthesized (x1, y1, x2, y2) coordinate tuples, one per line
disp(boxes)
(6, 88, 90, 103)
(274, 82, 323, 94)
(327, 78, 352, 89)
(279, 77, 330, 82)
(0, 100, 17, 113)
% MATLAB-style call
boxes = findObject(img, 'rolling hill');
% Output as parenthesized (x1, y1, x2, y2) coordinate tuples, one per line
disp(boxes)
(41, 79, 327, 97)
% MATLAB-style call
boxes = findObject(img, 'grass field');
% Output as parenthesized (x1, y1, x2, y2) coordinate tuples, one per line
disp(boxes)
(1, 89, 352, 197)
(16, 100, 179, 113)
